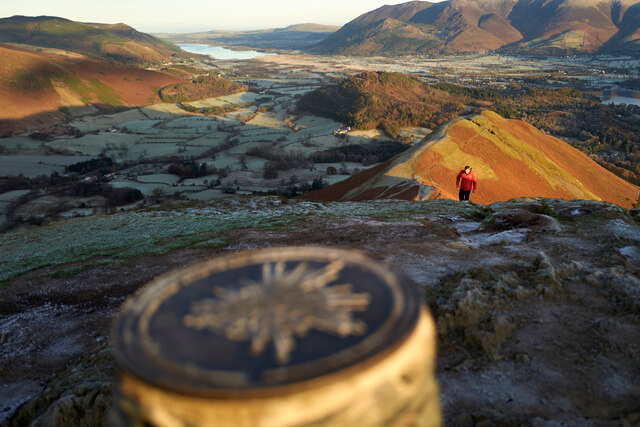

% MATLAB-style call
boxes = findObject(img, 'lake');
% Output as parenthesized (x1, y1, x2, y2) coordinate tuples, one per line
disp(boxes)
(178, 44, 272, 60)
(600, 88, 640, 107)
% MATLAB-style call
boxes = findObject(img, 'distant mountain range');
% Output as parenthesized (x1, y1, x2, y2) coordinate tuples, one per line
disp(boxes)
(312, 0, 640, 55)
(0, 15, 193, 64)
(301, 111, 639, 208)
(161, 23, 340, 51)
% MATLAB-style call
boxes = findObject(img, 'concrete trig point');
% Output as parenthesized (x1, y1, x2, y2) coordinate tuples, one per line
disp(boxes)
(111, 247, 441, 426)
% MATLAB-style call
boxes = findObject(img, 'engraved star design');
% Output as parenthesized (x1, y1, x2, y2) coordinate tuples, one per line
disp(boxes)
(183, 260, 371, 364)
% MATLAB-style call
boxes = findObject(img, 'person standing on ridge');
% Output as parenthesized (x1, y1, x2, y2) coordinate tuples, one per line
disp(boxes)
(456, 166, 477, 201)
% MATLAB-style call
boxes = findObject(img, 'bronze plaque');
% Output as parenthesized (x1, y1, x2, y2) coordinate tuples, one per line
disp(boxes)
(113, 247, 420, 397)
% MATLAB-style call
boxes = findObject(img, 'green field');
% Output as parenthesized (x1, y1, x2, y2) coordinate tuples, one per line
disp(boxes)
(0, 155, 95, 177)
(0, 137, 44, 152)
(0, 68, 396, 206)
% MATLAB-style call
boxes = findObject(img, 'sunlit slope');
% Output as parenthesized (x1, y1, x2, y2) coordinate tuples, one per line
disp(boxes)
(0, 44, 182, 131)
(303, 111, 638, 208)
(313, 0, 640, 55)
(0, 16, 187, 64)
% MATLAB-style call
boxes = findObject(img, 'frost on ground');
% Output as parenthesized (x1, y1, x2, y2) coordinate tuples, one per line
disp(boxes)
(1, 197, 639, 426)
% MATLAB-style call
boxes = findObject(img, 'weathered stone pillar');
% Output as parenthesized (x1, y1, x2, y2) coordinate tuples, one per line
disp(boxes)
(111, 247, 440, 426)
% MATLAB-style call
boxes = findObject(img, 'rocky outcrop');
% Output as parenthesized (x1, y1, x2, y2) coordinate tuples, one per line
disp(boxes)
(1, 197, 639, 425)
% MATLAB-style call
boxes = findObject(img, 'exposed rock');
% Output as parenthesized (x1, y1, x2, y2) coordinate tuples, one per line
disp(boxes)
(484, 209, 560, 233)
(1, 197, 639, 425)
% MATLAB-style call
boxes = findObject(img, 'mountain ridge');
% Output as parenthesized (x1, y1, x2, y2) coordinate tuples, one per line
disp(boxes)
(301, 111, 639, 208)
(0, 15, 191, 64)
(312, 0, 640, 55)
(0, 16, 244, 134)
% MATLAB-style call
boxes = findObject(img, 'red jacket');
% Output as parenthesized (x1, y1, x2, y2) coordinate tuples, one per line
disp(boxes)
(456, 170, 477, 191)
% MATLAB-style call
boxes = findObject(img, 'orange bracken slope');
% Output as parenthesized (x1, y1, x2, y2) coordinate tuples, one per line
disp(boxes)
(0, 44, 182, 133)
(301, 111, 639, 209)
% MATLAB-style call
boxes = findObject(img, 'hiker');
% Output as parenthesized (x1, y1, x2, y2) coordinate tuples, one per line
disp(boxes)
(456, 166, 477, 201)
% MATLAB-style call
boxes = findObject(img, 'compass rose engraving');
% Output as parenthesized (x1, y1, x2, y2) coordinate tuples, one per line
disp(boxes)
(183, 260, 371, 365)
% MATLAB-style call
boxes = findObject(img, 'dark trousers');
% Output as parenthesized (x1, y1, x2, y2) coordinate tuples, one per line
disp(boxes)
(459, 189, 471, 201)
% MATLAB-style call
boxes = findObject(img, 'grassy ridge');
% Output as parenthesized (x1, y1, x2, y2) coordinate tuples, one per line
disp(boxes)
(0, 16, 186, 65)
(432, 85, 640, 185)
(302, 73, 640, 186)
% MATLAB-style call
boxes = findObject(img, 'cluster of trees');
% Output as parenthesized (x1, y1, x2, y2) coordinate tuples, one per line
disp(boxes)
(65, 157, 115, 175)
(246, 145, 313, 180)
(168, 161, 208, 179)
(159, 75, 248, 104)
(1, 171, 145, 230)
(261, 176, 326, 197)
(179, 102, 252, 116)
(1, 173, 142, 207)
(298, 72, 467, 139)
(69, 183, 143, 206)
(0, 173, 76, 194)
(246, 139, 411, 180)
(309, 140, 407, 165)
(431, 83, 503, 102)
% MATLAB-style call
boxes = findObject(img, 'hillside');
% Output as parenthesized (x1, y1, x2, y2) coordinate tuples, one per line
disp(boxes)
(312, 0, 640, 55)
(0, 16, 252, 134)
(0, 44, 247, 135)
(0, 44, 184, 134)
(301, 111, 639, 208)
(162, 23, 340, 51)
(601, 3, 640, 54)
(0, 16, 190, 64)
(301, 74, 640, 186)
(298, 71, 467, 139)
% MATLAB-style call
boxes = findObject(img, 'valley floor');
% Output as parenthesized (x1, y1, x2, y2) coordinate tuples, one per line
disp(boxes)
(2, 52, 640, 426)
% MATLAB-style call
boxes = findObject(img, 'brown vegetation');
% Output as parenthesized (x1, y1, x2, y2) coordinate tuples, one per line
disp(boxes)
(0, 16, 190, 65)
(298, 72, 465, 139)
(159, 75, 247, 104)
(168, 161, 208, 180)
(302, 111, 639, 209)
(304, 75, 640, 186)
(313, 0, 640, 55)
(432, 84, 640, 185)
(0, 45, 182, 134)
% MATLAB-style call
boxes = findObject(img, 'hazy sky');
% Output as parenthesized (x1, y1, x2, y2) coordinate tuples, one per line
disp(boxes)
(0, 0, 421, 33)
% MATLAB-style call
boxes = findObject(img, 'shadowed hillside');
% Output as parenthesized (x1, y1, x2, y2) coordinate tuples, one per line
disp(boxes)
(0, 16, 191, 65)
(601, 3, 640, 54)
(0, 44, 183, 134)
(312, 0, 640, 55)
(162, 23, 340, 51)
(301, 111, 639, 208)
(0, 32, 245, 135)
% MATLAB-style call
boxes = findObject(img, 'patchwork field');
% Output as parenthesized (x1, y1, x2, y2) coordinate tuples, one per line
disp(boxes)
(0, 155, 95, 177)
(3, 52, 638, 230)
(0, 61, 409, 228)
